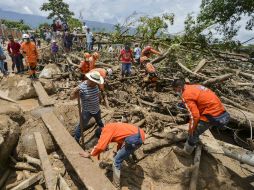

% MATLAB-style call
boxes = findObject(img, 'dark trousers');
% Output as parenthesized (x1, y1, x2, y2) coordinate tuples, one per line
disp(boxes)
(12, 55, 24, 73)
(74, 110, 104, 141)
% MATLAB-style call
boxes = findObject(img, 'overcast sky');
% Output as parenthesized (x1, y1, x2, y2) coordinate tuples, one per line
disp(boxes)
(1, 0, 253, 42)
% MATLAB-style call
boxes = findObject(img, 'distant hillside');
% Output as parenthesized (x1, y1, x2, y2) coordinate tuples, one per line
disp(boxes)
(0, 9, 116, 32)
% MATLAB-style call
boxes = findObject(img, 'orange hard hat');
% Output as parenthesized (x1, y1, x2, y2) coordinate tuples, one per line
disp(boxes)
(93, 52, 100, 60)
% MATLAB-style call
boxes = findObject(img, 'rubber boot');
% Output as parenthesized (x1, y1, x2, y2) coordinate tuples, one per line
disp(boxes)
(173, 142, 195, 157)
(112, 163, 121, 188)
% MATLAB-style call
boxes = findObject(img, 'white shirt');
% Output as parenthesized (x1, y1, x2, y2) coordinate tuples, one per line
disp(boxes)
(134, 47, 141, 59)
(108, 47, 113, 53)
(86, 31, 93, 43)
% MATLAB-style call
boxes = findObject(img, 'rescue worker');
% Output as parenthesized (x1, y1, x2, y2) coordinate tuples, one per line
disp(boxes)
(141, 56, 158, 85)
(20, 34, 39, 79)
(89, 52, 100, 71)
(79, 122, 146, 188)
(89, 68, 113, 91)
(70, 71, 105, 142)
(118, 44, 134, 79)
(172, 79, 230, 156)
(79, 52, 91, 78)
(141, 45, 161, 58)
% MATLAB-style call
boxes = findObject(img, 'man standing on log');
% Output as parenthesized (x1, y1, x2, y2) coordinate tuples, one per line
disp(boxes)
(118, 44, 134, 79)
(172, 79, 230, 156)
(70, 71, 105, 142)
(20, 34, 39, 79)
(79, 122, 145, 188)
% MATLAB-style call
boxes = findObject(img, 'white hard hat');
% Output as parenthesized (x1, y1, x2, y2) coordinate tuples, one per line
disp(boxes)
(106, 68, 113, 76)
(22, 34, 30, 39)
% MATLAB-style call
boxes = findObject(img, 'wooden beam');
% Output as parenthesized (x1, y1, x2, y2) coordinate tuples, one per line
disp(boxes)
(193, 59, 207, 73)
(11, 172, 43, 190)
(41, 112, 114, 190)
(189, 145, 202, 190)
(32, 81, 54, 106)
(34, 132, 57, 190)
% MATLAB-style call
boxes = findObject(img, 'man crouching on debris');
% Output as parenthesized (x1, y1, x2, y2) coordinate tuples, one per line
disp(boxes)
(172, 79, 230, 156)
(80, 122, 146, 188)
(70, 71, 104, 142)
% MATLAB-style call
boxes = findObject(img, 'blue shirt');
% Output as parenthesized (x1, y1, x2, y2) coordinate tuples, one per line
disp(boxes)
(79, 81, 100, 114)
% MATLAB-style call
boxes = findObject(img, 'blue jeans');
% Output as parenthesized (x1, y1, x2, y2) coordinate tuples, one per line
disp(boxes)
(188, 112, 230, 146)
(114, 144, 139, 170)
(0, 60, 6, 75)
(74, 110, 104, 141)
(121, 63, 131, 76)
(87, 42, 92, 52)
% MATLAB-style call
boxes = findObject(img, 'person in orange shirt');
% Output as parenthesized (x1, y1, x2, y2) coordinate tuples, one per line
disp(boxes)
(89, 68, 113, 91)
(140, 45, 161, 67)
(141, 56, 158, 84)
(80, 122, 145, 187)
(20, 34, 38, 79)
(79, 52, 91, 78)
(89, 52, 100, 70)
(172, 79, 230, 156)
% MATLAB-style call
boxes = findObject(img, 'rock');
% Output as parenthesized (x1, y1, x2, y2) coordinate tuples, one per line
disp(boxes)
(16, 117, 56, 159)
(0, 75, 36, 100)
(0, 100, 21, 115)
(39, 78, 56, 95)
(0, 115, 20, 173)
(39, 64, 62, 79)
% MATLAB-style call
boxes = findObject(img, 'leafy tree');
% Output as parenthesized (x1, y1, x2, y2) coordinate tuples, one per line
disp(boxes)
(1, 19, 30, 30)
(38, 22, 50, 30)
(67, 17, 82, 30)
(198, 0, 254, 38)
(136, 13, 174, 42)
(40, 0, 74, 20)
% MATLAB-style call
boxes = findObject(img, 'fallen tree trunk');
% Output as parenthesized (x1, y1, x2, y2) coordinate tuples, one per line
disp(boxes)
(202, 74, 233, 86)
(222, 97, 251, 112)
(189, 145, 202, 190)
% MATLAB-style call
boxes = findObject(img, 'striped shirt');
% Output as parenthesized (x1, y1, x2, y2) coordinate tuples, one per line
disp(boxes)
(79, 81, 100, 114)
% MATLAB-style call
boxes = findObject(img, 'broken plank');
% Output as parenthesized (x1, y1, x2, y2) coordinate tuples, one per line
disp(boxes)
(32, 81, 54, 106)
(189, 145, 202, 190)
(193, 59, 207, 73)
(11, 172, 43, 190)
(34, 132, 57, 190)
(41, 112, 114, 190)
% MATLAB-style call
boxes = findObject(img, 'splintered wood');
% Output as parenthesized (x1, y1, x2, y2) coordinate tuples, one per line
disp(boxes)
(32, 81, 54, 106)
(41, 112, 114, 190)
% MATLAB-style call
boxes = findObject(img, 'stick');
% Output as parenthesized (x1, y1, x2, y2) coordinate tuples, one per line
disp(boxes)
(23, 154, 41, 167)
(13, 162, 37, 172)
(189, 145, 202, 190)
(202, 73, 233, 86)
(77, 93, 84, 146)
(11, 172, 43, 190)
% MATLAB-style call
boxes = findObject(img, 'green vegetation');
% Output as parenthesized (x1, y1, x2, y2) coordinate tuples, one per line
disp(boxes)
(0, 19, 31, 30)
(40, 0, 74, 20)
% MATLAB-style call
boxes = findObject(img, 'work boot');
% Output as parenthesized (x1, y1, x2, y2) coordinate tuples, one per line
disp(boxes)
(112, 163, 121, 188)
(173, 142, 195, 157)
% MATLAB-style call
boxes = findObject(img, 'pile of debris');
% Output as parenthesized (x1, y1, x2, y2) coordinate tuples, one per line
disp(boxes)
(0, 38, 253, 190)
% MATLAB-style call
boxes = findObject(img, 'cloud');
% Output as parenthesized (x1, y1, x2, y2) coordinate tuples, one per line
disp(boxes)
(0, 0, 252, 41)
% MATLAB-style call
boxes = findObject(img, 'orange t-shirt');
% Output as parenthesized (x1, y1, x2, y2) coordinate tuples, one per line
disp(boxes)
(80, 61, 90, 74)
(90, 123, 146, 157)
(21, 42, 38, 63)
(182, 84, 225, 131)
(145, 62, 156, 73)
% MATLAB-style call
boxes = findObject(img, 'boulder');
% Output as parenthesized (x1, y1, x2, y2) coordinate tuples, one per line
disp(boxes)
(39, 64, 62, 79)
(0, 75, 36, 100)
(16, 117, 56, 159)
(0, 115, 20, 173)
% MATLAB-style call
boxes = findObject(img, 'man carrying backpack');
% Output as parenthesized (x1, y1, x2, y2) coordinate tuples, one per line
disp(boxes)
(79, 122, 145, 188)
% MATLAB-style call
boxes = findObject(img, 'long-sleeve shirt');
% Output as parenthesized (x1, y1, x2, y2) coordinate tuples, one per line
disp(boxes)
(91, 123, 146, 157)
(7, 42, 21, 56)
(20, 42, 38, 63)
(182, 84, 225, 132)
